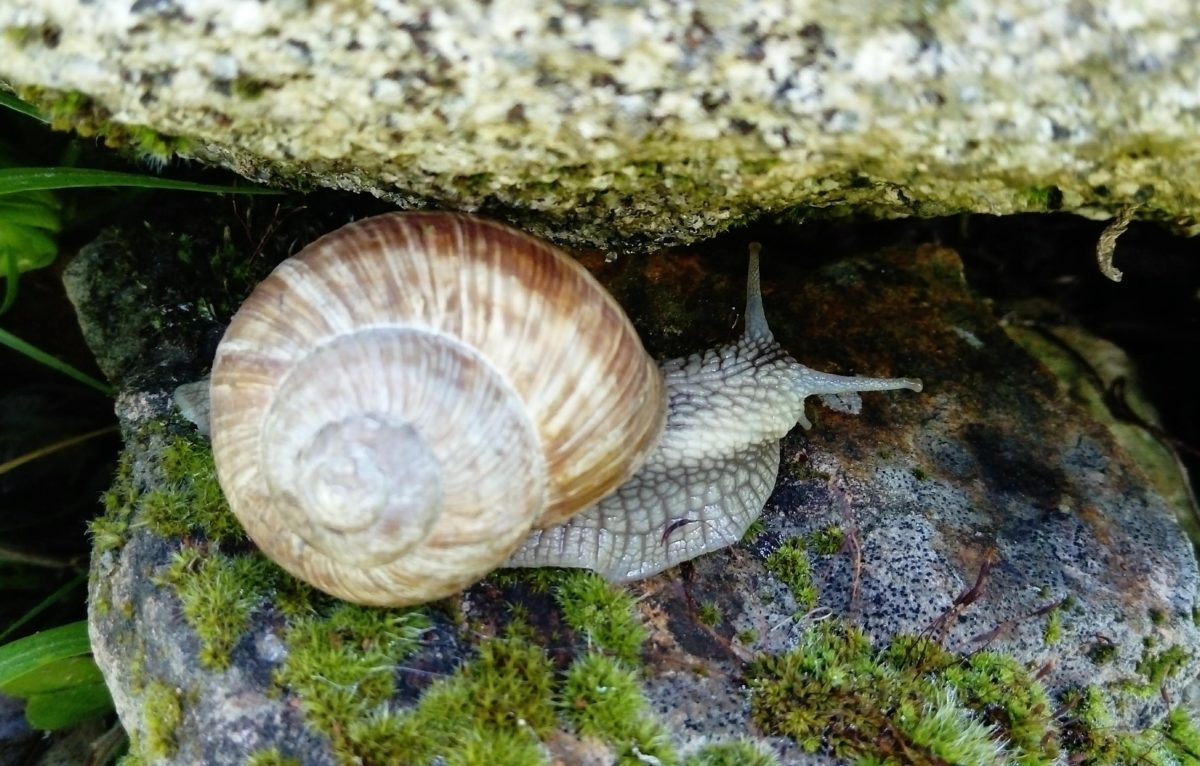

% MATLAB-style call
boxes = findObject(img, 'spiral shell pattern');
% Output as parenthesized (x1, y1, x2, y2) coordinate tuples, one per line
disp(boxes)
(209, 213, 665, 605)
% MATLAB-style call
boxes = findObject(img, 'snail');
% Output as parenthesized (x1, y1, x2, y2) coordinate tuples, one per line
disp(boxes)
(181, 212, 921, 606)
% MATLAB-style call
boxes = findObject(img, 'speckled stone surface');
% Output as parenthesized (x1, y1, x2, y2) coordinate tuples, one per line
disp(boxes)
(5, 1, 1200, 250)
(66, 200, 1200, 762)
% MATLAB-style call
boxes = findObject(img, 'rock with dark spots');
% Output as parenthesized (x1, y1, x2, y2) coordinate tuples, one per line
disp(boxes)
(5, 1, 1200, 250)
(68, 202, 1199, 763)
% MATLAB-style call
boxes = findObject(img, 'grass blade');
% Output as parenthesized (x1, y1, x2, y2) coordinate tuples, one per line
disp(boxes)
(0, 425, 120, 476)
(0, 571, 88, 644)
(0, 167, 280, 196)
(0, 327, 113, 395)
(0, 93, 46, 123)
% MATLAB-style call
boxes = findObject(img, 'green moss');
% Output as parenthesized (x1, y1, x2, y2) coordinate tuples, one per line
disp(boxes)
(1136, 643, 1191, 689)
(942, 651, 1056, 760)
(16, 86, 192, 163)
(747, 621, 1059, 764)
(340, 632, 554, 765)
(1149, 607, 1167, 626)
(682, 739, 778, 766)
(141, 681, 182, 761)
(1043, 607, 1063, 646)
(809, 525, 845, 556)
(487, 566, 571, 595)
(748, 619, 1200, 765)
(443, 728, 546, 766)
(739, 517, 766, 544)
(245, 748, 301, 766)
(697, 602, 722, 626)
(763, 536, 817, 610)
(554, 571, 646, 666)
(561, 652, 673, 765)
(91, 433, 244, 557)
(1022, 185, 1063, 210)
(1087, 640, 1117, 665)
(457, 636, 558, 733)
(91, 451, 136, 553)
(736, 628, 758, 645)
(139, 435, 245, 544)
(1060, 686, 1200, 764)
(896, 688, 1007, 764)
(156, 548, 270, 669)
(275, 602, 430, 754)
(1160, 706, 1200, 763)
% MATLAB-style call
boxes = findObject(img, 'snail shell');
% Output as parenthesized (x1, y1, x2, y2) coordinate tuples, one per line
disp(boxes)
(209, 213, 665, 605)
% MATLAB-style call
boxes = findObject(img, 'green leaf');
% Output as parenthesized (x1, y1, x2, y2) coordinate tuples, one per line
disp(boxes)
(0, 92, 47, 123)
(0, 167, 281, 196)
(24, 681, 113, 730)
(0, 621, 92, 693)
(1, 654, 104, 696)
(0, 621, 112, 731)
(0, 185, 61, 284)
(0, 194, 62, 230)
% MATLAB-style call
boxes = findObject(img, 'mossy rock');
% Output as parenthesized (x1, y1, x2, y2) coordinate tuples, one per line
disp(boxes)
(68, 196, 1200, 763)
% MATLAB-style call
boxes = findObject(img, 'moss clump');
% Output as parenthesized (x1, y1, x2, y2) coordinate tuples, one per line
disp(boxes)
(16, 86, 193, 165)
(443, 728, 547, 766)
(748, 622, 1059, 764)
(454, 636, 558, 733)
(91, 433, 244, 555)
(245, 749, 301, 766)
(749, 620, 1200, 765)
(1087, 640, 1117, 665)
(560, 652, 644, 740)
(561, 652, 674, 765)
(155, 547, 273, 669)
(141, 681, 183, 761)
(1135, 643, 1191, 690)
(274, 602, 430, 756)
(554, 571, 646, 666)
(91, 450, 136, 553)
(1043, 607, 1063, 646)
(332, 577, 678, 765)
(697, 602, 722, 626)
(810, 525, 845, 555)
(138, 435, 245, 544)
(764, 536, 817, 610)
(486, 566, 571, 595)
(1059, 686, 1200, 764)
(341, 632, 553, 765)
(740, 517, 766, 544)
(682, 738, 779, 766)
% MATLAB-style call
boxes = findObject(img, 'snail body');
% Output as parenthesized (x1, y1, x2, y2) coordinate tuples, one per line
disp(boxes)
(203, 212, 921, 606)
(509, 246, 922, 581)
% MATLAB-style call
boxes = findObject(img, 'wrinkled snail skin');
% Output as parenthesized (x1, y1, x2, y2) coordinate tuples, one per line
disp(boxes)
(506, 250, 922, 580)
(202, 213, 921, 606)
